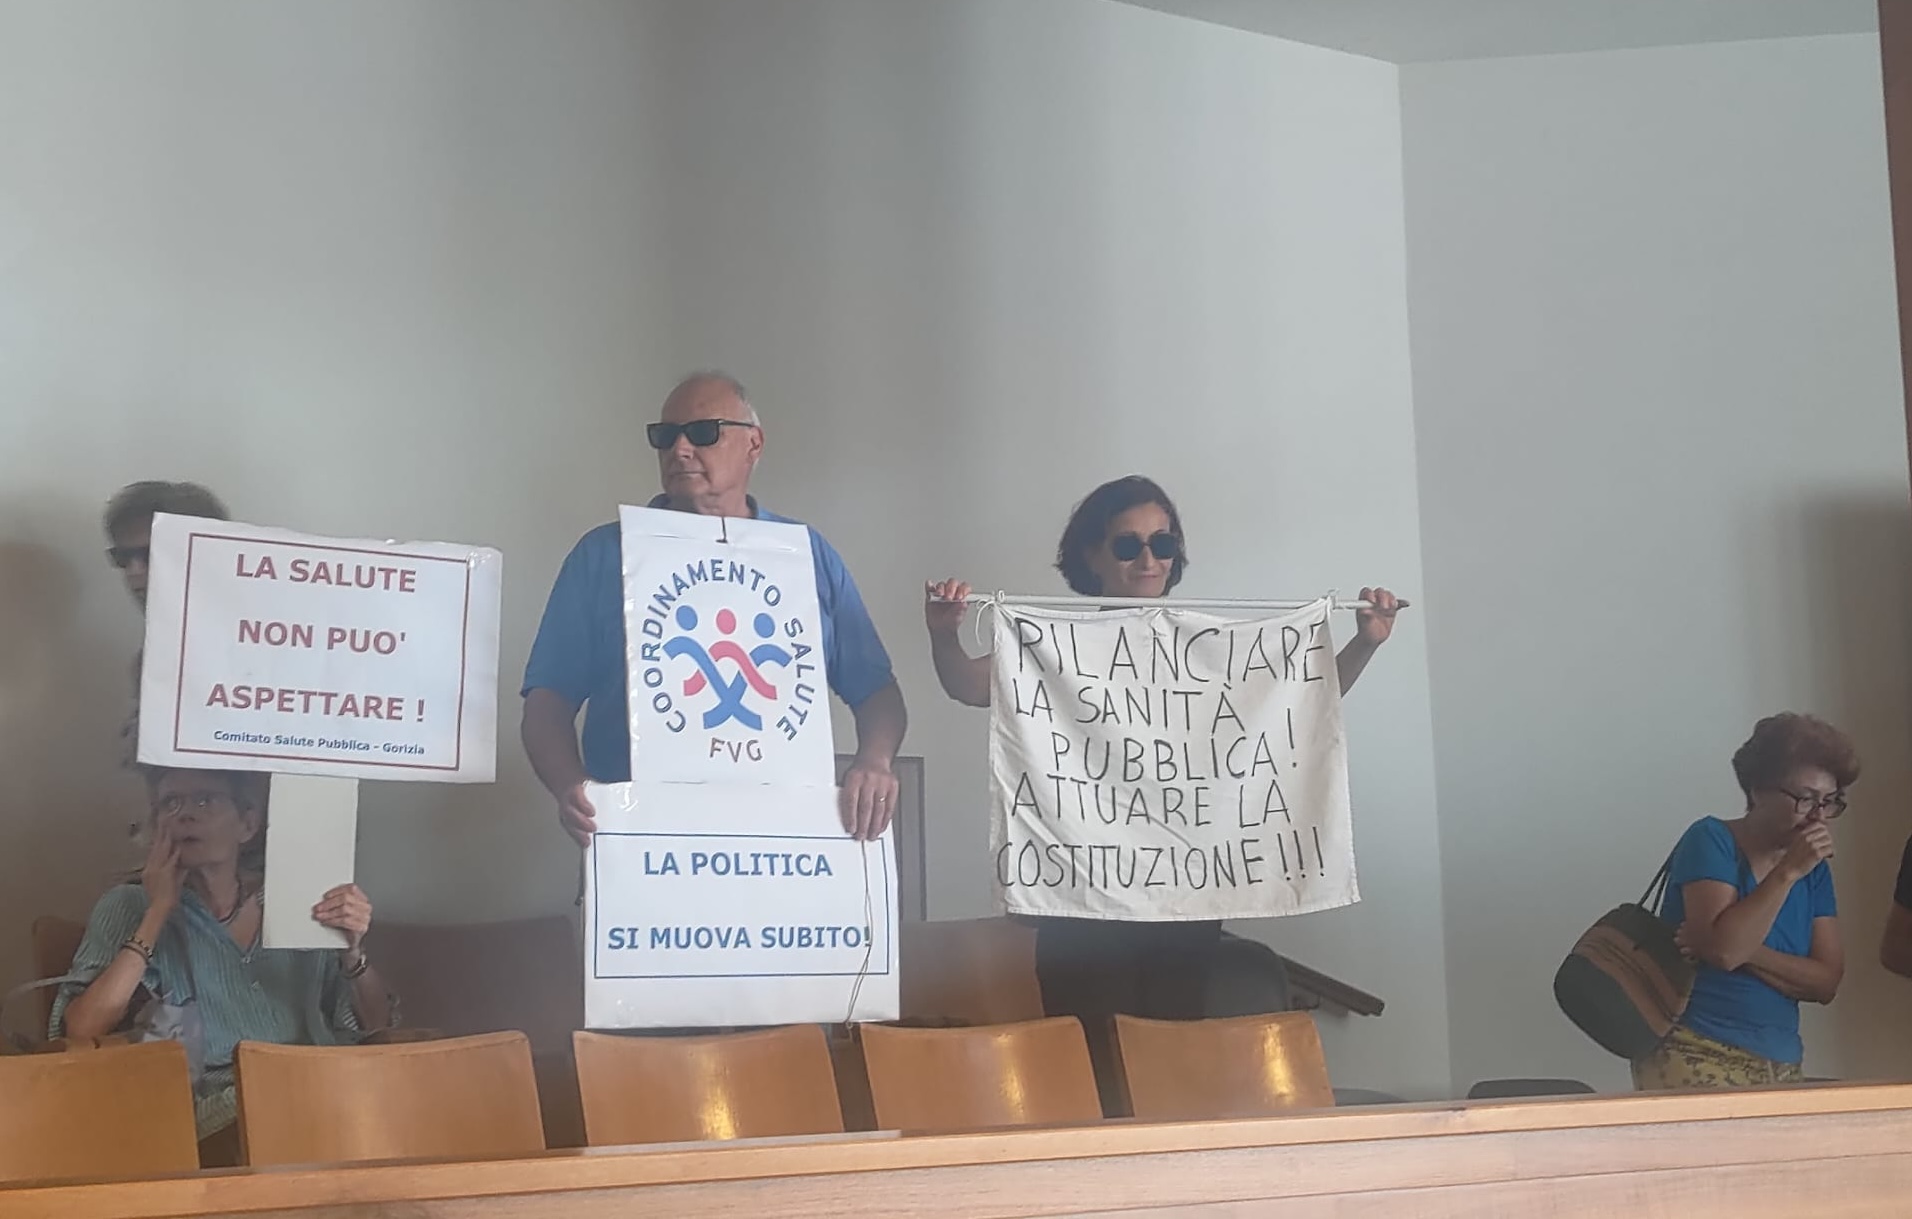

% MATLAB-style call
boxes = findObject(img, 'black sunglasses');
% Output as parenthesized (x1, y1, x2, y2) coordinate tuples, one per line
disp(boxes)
(646, 419, 758, 450)
(107, 545, 151, 569)
(1110, 531, 1179, 563)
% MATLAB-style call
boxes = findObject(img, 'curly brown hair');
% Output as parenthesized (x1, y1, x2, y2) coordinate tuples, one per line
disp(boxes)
(102, 481, 229, 540)
(1730, 713, 1860, 806)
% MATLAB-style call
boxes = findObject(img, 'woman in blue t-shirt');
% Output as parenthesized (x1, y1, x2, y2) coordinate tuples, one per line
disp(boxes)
(1637, 712, 1857, 1090)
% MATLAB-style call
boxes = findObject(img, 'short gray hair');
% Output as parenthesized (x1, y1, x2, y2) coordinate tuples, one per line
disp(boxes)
(671, 370, 761, 426)
(103, 481, 230, 539)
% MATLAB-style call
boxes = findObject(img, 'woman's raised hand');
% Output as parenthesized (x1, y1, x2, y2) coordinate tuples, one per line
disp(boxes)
(924, 578, 972, 637)
(141, 818, 184, 919)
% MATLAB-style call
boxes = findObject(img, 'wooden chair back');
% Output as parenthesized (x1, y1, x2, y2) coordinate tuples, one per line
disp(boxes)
(859, 1017, 1101, 1133)
(235, 1031, 544, 1166)
(367, 917, 581, 1050)
(28, 915, 86, 1030)
(1112, 1011, 1333, 1121)
(366, 916, 585, 1148)
(0, 1040, 198, 1182)
(899, 918, 1043, 1026)
(573, 1026, 843, 1145)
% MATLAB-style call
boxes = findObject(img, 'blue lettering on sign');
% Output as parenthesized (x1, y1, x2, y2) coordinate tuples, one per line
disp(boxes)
(643, 851, 680, 875)
(608, 925, 871, 951)
(758, 925, 869, 950)
(646, 925, 755, 950)
(683, 851, 833, 877)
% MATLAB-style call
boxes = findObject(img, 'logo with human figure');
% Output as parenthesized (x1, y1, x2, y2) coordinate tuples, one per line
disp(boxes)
(665, 605, 794, 730)
(630, 547, 825, 762)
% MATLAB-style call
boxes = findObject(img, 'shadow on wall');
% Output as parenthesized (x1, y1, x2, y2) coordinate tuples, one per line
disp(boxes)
(0, 527, 143, 998)
(1800, 492, 1912, 1083)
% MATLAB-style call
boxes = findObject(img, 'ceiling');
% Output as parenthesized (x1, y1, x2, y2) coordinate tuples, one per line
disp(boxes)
(1115, 0, 1878, 63)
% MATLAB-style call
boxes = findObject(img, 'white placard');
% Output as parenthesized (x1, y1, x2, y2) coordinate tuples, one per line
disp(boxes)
(584, 505, 900, 1028)
(138, 514, 502, 782)
(261, 774, 358, 951)
(583, 781, 898, 1027)
(618, 505, 835, 784)
(988, 598, 1357, 921)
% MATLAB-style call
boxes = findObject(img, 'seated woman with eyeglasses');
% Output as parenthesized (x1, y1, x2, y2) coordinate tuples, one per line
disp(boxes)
(1638, 713, 1857, 1090)
(52, 767, 394, 1159)
(923, 474, 1401, 1107)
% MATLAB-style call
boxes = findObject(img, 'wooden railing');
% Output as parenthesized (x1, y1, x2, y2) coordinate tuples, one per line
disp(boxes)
(1280, 953, 1385, 1016)
(8, 1082, 1912, 1217)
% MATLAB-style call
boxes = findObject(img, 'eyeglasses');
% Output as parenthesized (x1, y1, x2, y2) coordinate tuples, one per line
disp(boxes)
(646, 419, 758, 450)
(1109, 531, 1179, 563)
(107, 545, 151, 569)
(1776, 786, 1848, 819)
(154, 791, 235, 818)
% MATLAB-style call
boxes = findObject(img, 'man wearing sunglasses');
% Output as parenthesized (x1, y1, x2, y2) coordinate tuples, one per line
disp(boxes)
(102, 480, 231, 769)
(522, 371, 906, 846)
(103, 480, 231, 613)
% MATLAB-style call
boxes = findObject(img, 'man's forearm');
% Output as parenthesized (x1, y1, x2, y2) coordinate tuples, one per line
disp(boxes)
(521, 689, 587, 796)
(852, 681, 908, 766)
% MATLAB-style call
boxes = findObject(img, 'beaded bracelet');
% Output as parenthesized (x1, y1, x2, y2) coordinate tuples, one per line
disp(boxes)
(122, 934, 155, 963)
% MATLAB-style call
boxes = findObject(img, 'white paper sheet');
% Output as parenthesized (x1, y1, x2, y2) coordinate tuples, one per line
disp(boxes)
(261, 774, 359, 950)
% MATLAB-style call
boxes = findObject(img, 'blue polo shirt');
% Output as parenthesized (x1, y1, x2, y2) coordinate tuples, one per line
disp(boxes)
(522, 497, 894, 782)
(1660, 816, 1836, 1065)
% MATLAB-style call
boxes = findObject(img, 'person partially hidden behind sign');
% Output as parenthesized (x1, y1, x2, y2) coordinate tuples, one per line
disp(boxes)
(103, 480, 231, 769)
(1636, 713, 1854, 1090)
(523, 371, 907, 844)
(51, 766, 396, 1163)
(1877, 826, 1912, 983)
(923, 474, 1402, 1092)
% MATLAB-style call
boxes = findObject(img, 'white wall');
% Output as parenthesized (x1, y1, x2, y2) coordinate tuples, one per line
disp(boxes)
(0, 0, 1446, 1096)
(0, 0, 677, 1000)
(1402, 34, 1912, 1092)
(642, 0, 1444, 1097)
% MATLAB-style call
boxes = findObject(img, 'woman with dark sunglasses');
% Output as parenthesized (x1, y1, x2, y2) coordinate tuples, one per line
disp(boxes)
(1635, 712, 1857, 1090)
(923, 474, 1401, 1111)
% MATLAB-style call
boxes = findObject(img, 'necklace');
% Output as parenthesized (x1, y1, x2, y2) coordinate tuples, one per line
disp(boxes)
(215, 884, 257, 925)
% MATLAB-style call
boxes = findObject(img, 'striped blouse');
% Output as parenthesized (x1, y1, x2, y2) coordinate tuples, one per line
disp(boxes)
(51, 884, 360, 1139)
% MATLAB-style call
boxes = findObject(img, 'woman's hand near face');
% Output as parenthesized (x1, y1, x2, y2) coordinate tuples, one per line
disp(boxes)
(925, 579, 971, 637)
(1781, 822, 1835, 882)
(141, 818, 185, 919)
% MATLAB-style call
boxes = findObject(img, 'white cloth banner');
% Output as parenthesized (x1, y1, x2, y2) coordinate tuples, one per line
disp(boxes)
(988, 598, 1357, 921)
(138, 514, 502, 782)
(582, 506, 899, 1027)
